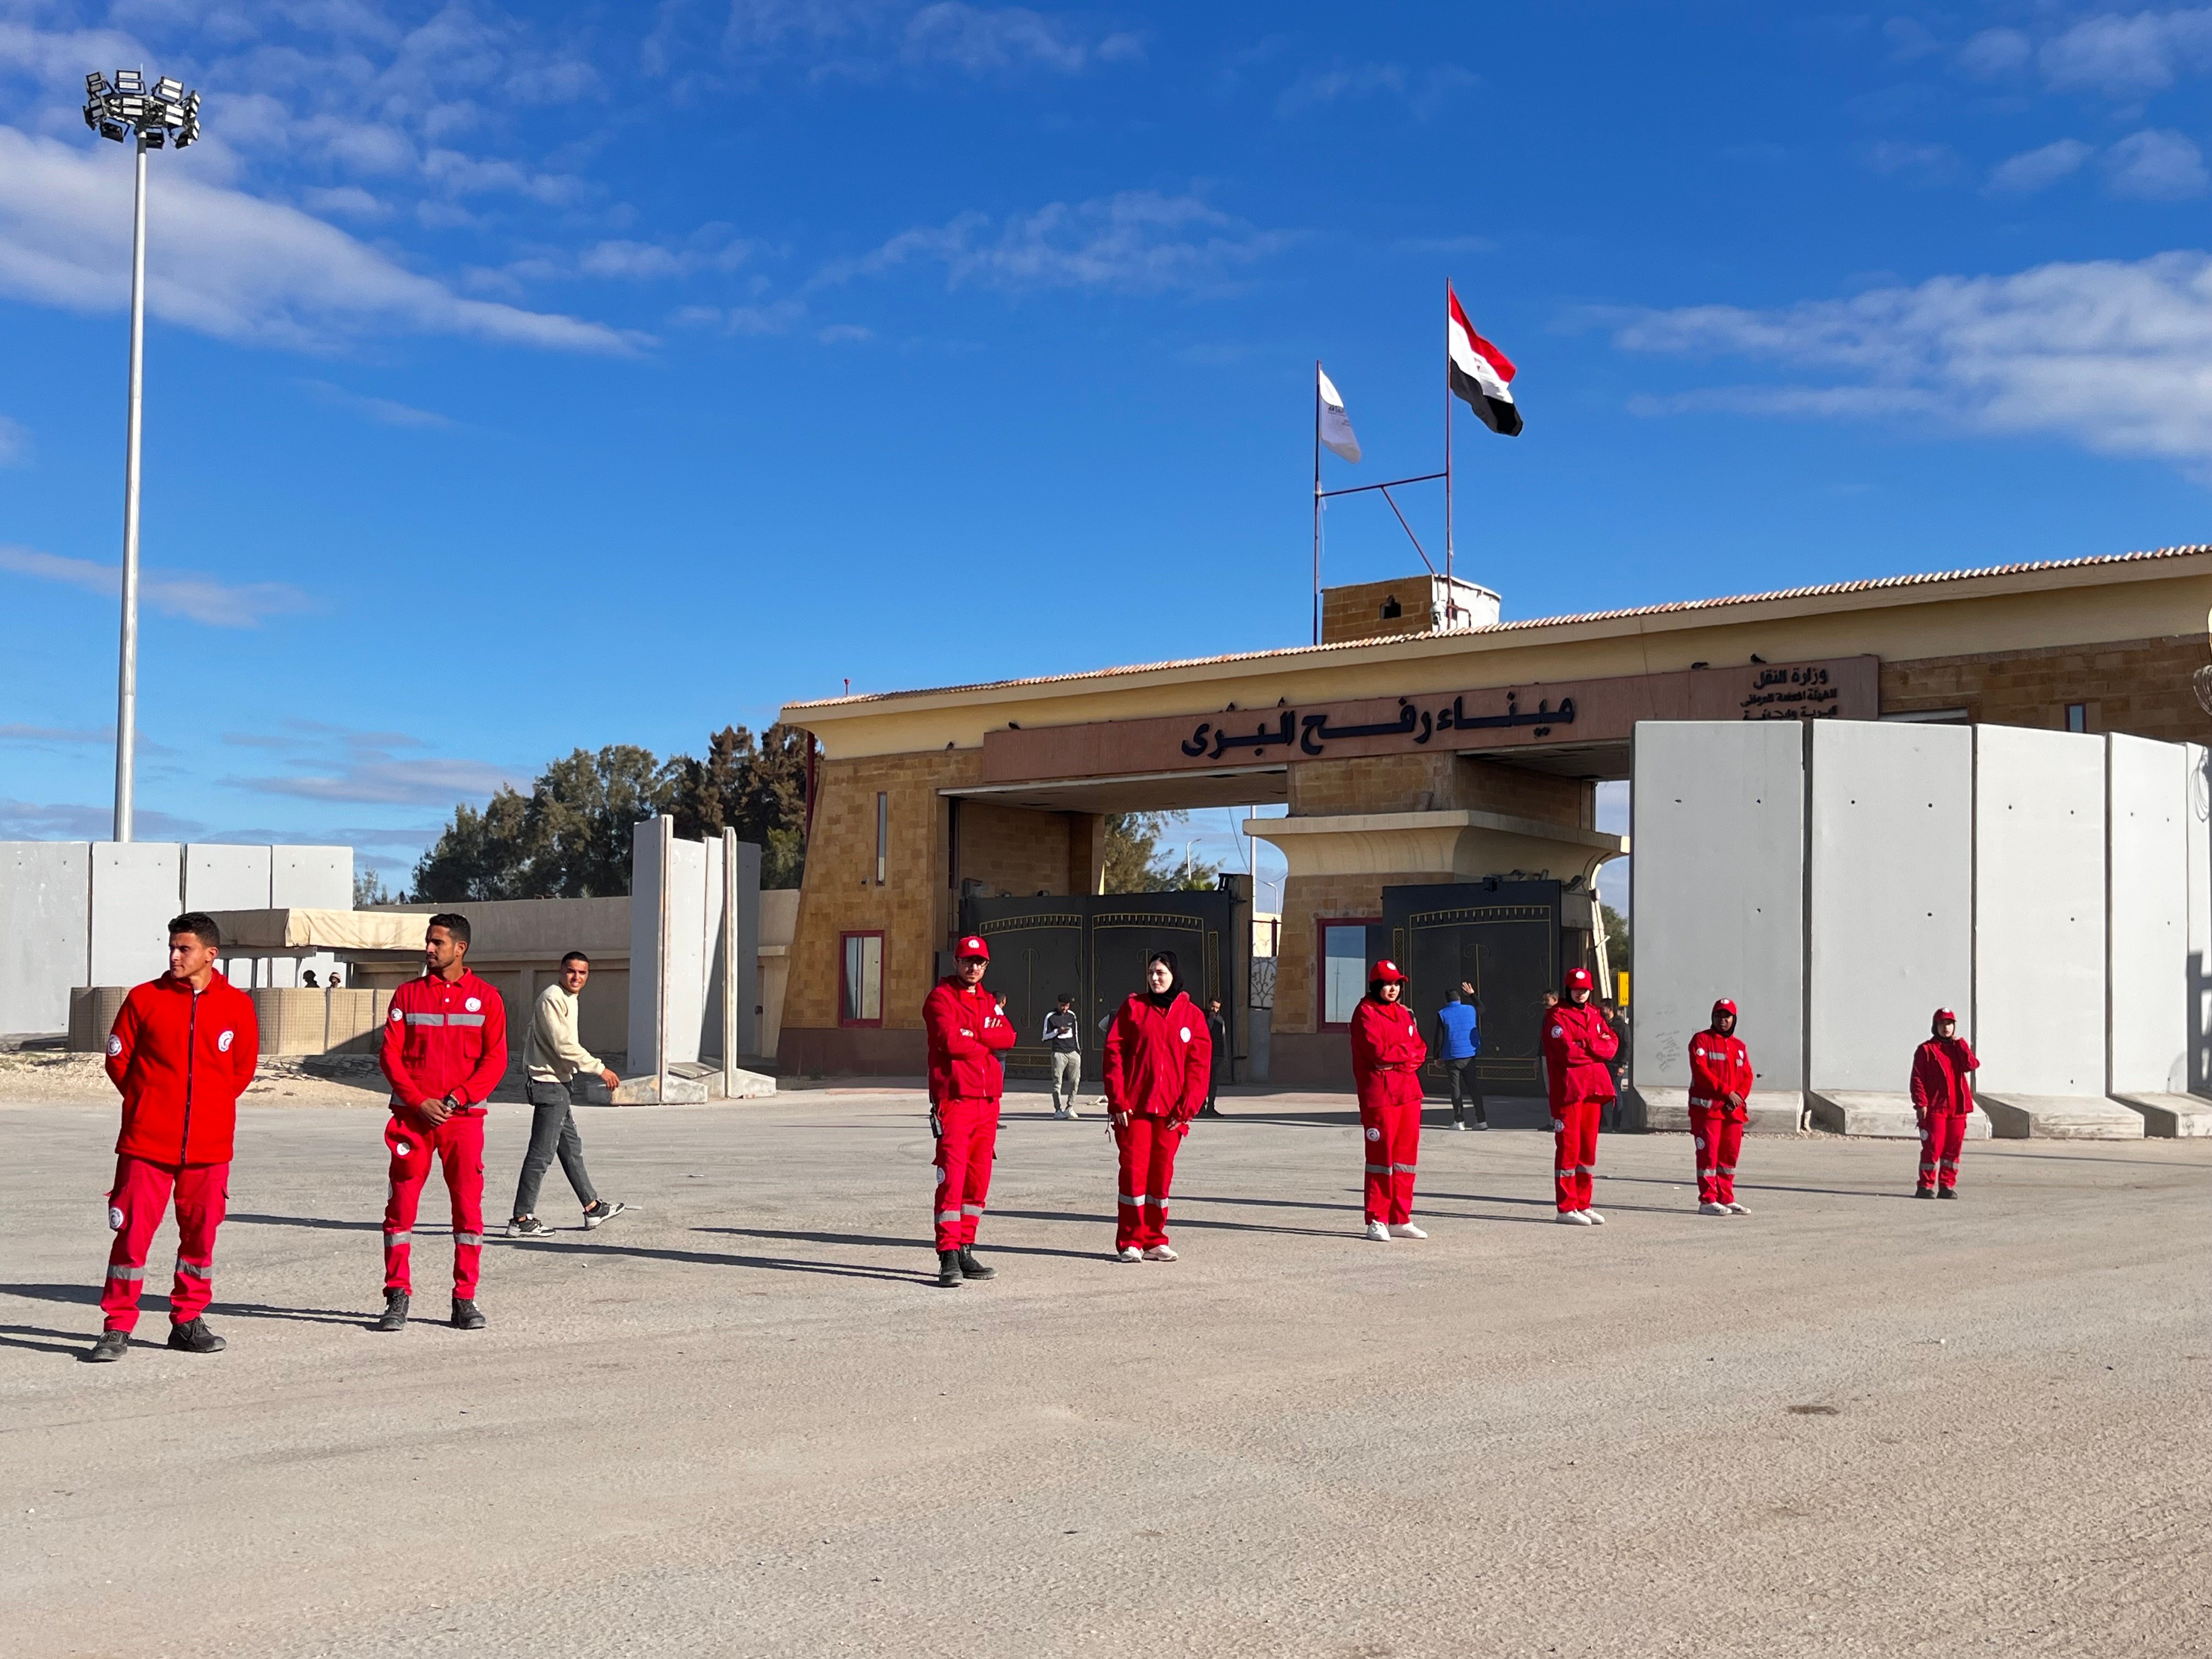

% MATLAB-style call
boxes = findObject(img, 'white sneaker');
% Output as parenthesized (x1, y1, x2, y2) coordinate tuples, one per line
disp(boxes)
(1727, 1201, 1751, 1215)
(1699, 1201, 1731, 1217)
(1387, 1223, 1427, 1239)
(1363, 1220, 1391, 1242)
(1114, 1246, 1142, 1263)
(1142, 1244, 1178, 1262)
(1583, 1210, 1606, 1225)
(1556, 1210, 1593, 1226)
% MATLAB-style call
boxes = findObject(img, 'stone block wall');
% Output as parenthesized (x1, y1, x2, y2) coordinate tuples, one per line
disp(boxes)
(1288, 752, 1589, 824)
(1883, 634, 2208, 740)
(955, 802, 1103, 899)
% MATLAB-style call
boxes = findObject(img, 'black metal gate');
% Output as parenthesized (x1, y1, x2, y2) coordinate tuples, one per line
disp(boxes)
(1379, 880, 1563, 1096)
(961, 891, 1242, 1081)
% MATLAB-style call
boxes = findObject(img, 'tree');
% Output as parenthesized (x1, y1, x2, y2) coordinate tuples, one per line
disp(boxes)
(1102, 812, 1222, 893)
(353, 867, 399, 907)
(668, 723, 810, 889)
(1602, 902, 1631, 976)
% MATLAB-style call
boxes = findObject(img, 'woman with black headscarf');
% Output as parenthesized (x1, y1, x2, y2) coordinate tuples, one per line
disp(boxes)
(1101, 950, 1212, 1262)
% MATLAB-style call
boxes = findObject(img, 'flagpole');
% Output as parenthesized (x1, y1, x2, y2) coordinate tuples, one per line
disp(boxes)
(1443, 280, 1455, 621)
(1312, 358, 1323, 647)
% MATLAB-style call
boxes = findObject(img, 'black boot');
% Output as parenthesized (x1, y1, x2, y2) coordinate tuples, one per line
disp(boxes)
(85, 1330, 129, 1363)
(1937, 1187, 1959, 1200)
(957, 1246, 996, 1280)
(935, 1250, 964, 1288)
(373, 1289, 410, 1331)
(1915, 1185, 1936, 1199)
(166, 1317, 226, 1354)
(450, 1298, 486, 1330)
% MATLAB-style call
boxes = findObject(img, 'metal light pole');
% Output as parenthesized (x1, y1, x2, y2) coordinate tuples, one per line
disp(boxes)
(83, 69, 200, 843)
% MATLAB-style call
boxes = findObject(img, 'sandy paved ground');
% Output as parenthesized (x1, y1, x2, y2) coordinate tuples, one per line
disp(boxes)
(3, 1088, 2207, 1658)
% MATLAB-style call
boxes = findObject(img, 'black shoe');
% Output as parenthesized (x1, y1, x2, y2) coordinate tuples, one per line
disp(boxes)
(85, 1330, 129, 1363)
(166, 1317, 226, 1355)
(1938, 1187, 1959, 1200)
(1472, 1118, 1489, 1131)
(450, 1298, 486, 1330)
(581, 1200, 627, 1231)
(1915, 1186, 1936, 1200)
(935, 1251, 964, 1288)
(957, 1246, 996, 1281)
(373, 1290, 410, 1331)
(1198, 1104, 1223, 1118)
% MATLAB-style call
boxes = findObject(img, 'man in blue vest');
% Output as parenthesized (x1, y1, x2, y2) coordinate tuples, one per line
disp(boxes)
(1435, 983, 1484, 1130)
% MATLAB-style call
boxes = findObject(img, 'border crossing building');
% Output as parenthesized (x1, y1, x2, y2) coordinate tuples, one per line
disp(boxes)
(775, 545, 2212, 1109)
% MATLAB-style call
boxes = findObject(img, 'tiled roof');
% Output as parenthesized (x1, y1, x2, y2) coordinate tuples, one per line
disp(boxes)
(786, 543, 2211, 711)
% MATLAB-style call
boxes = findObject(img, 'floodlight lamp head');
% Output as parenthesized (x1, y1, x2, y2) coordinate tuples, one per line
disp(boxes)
(82, 66, 203, 149)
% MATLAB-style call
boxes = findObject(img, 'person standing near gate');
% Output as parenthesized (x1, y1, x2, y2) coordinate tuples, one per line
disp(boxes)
(923, 935, 1017, 1286)
(1543, 967, 1618, 1225)
(85, 913, 259, 1362)
(507, 951, 627, 1238)
(1102, 950, 1211, 1261)
(1435, 983, 1484, 1130)
(1200, 996, 1228, 1117)
(1911, 1009, 1980, 1199)
(1041, 993, 1082, 1119)
(1351, 960, 1429, 1240)
(375, 913, 507, 1332)
(1687, 998, 1754, 1216)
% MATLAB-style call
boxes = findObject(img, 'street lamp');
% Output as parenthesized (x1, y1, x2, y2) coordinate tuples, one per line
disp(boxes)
(83, 68, 200, 844)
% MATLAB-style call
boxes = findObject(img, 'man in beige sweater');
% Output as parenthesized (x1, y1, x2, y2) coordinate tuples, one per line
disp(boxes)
(507, 952, 627, 1238)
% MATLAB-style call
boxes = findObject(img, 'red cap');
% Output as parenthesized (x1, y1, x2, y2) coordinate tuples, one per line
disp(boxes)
(1565, 967, 1594, 992)
(1712, 997, 1737, 1020)
(1371, 959, 1407, 983)
(955, 935, 990, 962)
(1932, 1007, 1956, 1029)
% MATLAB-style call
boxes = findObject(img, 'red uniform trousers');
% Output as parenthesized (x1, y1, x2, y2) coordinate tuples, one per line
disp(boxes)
(101, 1155, 227, 1333)
(382, 1111, 486, 1297)
(933, 1096, 999, 1252)
(1114, 1114, 1184, 1250)
(1918, 1113, 1967, 1192)
(1689, 1104, 1746, 1206)
(1361, 1101, 1421, 1224)
(1553, 1097, 1603, 1212)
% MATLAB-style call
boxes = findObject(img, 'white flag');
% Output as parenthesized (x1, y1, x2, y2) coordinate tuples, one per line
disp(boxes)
(1317, 365, 1361, 463)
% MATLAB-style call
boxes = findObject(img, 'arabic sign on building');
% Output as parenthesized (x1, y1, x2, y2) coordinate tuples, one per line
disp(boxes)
(979, 656, 1878, 785)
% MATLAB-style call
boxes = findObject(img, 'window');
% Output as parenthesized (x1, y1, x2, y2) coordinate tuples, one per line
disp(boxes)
(874, 791, 888, 885)
(840, 931, 883, 1026)
(1318, 919, 1377, 1028)
(2065, 703, 2089, 733)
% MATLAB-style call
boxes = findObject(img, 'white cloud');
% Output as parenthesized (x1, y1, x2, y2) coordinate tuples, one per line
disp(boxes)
(900, 3, 1141, 75)
(696, 0, 1138, 79)
(0, 543, 317, 628)
(821, 191, 1296, 296)
(0, 413, 26, 465)
(301, 184, 390, 220)
(0, 798, 202, 838)
(1989, 138, 2094, 195)
(0, 127, 640, 353)
(1614, 251, 2212, 479)
(300, 378, 455, 428)
(2039, 7, 2212, 97)
(1275, 61, 1477, 119)
(1959, 26, 2034, 77)
(220, 720, 521, 806)
(1865, 139, 1961, 182)
(2104, 127, 2210, 198)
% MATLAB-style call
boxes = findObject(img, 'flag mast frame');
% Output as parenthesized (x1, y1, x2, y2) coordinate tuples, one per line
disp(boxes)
(1312, 359, 1323, 647)
(1443, 277, 1456, 623)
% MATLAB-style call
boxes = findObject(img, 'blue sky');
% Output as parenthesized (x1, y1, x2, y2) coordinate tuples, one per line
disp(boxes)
(4, 2, 2211, 904)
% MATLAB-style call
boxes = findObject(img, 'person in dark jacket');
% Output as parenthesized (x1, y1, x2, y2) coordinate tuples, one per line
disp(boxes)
(1434, 983, 1483, 1130)
(86, 912, 259, 1362)
(1200, 996, 1229, 1116)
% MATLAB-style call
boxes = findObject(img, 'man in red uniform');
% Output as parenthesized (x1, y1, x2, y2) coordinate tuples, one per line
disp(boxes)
(86, 912, 259, 1362)
(1350, 959, 1429, 1240)
(1102, 949, 1211, 1261)
(922, 934, 1016, 1288)
(1542, 967, 1618, 1225)
(376, 912, 507, 1331)
(1687, 997, 1754, 1217)
(1910, 1008, 1980, 1199)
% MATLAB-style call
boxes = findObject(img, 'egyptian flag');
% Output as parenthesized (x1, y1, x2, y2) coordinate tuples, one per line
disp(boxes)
(1447, 286, 1522, 436)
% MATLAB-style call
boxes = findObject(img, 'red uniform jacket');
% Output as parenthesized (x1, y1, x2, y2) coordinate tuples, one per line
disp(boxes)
(1688, 1030, 1754, 1114)
(1350, 998, 1427, 1111)
(105, 972, 259, 1166)
(380, 971, 509, 1115)
(922, 977, 1015, 1104)
(1102, 992, 1211, 1121)
(1542, 1001, 1620, 1107)
(1910, 1036, 1980, 1116)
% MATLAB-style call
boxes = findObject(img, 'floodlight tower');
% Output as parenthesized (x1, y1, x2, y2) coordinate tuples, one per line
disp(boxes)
(83, 68, 200, 844)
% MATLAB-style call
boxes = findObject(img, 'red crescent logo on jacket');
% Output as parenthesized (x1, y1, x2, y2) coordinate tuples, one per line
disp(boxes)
(1180, 1026, 1190, 1041)
(218, 1030, 234, 1052)
(106, 1034, 122, 1056)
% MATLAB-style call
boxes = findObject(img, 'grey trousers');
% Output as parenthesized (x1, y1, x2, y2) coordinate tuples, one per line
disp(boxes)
(514, 1079, 600, 1217)
(1049, 1051, 1082, 1112)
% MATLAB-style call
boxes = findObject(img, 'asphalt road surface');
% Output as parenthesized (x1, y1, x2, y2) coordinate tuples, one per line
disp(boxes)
(3, 1090, 2207, 1658)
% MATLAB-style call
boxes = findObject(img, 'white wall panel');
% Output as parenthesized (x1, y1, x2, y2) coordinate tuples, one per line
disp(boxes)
(1974, 727, 2106, 1094)
(2107, 735, 2189, 1094)
(0, 842, 89, 1032)
(89, 842, 182, 988)
(272, 845, 351, 909)
(1631, 722, 1805, 1090)
(2188, 745, 2211, 1096)
(1807, 722, 1974, 1091)
(184, 844, 271, 911)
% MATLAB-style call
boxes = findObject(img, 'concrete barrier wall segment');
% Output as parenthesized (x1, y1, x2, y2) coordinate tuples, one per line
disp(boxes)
(2107, 735, 2189, 1095)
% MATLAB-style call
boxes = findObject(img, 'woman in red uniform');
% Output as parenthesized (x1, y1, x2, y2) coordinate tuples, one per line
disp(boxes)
(1686, 997, 1754, 1216)
(1350, 959, 1429, 1241)
(1102, 950, 1212, 1262)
